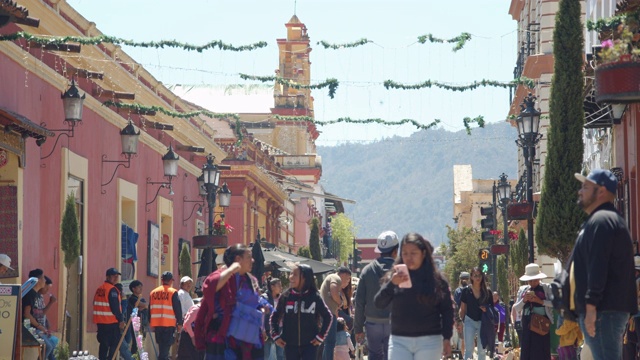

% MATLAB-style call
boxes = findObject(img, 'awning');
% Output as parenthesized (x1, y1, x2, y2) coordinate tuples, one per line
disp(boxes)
(262, 248, 337, 274)
(290, 189, 356, 204)
(0, 106, 54, 144)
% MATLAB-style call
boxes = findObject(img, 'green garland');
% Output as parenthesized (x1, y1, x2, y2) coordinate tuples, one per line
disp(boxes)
(274, 115, 486, 133)
(417, 32, 472, 51)
(273, 115, 440, 130)
(239, 73, 339, 98)
(102, 101, 240, 120)
(462, 116, 485, 135)
(0, 32, 268, 52)
(383, 76, 535, 91)
(316, 38, 373, 49)
(102, 101, 486, 133)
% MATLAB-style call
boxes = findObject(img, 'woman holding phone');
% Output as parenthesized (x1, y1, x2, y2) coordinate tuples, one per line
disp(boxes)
(374, 233, 454, 360)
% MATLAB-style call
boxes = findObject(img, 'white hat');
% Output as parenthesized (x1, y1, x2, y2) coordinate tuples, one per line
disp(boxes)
(180, 276, 193, 284)
(0, 254, 13, 270)
(519, 263, 548, 281)
(634, 255, 640, 271)
(375, 231, 399, 253)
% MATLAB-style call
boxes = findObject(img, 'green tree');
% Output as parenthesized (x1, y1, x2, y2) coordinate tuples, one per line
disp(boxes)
(179, 243, 192, 278)
(443, 226, 486, 284)
(298, 246, 311, 258)
(330, 214, 357, 264)
(510, 229, 528, 280)
(497, 255, 508, 305)
(309, 217, 322, 262)
(535, 0, 585, 263)
(60, 194, 80, 347)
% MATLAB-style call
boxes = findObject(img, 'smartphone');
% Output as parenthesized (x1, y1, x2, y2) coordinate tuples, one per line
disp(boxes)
(394, 264, 412, 288)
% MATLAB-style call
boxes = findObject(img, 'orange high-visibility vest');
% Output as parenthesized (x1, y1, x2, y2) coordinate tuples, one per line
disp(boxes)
(93, 282, 120, 324)
(149, 285, 178, 327)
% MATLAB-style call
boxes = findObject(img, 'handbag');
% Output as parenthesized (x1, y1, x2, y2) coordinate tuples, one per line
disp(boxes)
(228, 275, 264, 347)
(529, 313, 551, 336)
(228, 301, 264, 346)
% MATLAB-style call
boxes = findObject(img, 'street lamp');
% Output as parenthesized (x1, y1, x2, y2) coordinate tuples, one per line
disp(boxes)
(515, 93, 542, 264)
(200, 154, 231, 276)
(101, 120, 141, 193)
(145, 145, 180, 211)
(41, 80, 86, 159)
(498, 173, 512, 343)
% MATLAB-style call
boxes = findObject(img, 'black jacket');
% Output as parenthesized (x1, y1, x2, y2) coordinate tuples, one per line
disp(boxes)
(270, 288, 332, 346)
(374, 271, 454, 339)
(571, 202, 636, 315)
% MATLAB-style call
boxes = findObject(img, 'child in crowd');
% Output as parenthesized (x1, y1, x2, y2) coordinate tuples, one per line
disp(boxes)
(334, 317, 355, 360)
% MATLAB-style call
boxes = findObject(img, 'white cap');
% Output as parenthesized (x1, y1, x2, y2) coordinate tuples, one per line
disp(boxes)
(0, 254, 13, 270)
(180, 276, 193, 284)
(375, 231, 399, 253)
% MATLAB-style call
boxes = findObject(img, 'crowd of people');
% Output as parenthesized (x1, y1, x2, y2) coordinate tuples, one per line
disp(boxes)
(3, 168, 639, 360)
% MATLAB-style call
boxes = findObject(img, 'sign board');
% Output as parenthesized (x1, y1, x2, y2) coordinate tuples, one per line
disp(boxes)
(0, 285, 19, 360)
(491, 244, 510, 255)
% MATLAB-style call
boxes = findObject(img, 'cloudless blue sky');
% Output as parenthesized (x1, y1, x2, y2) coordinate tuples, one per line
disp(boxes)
(67, 0, 518, 146)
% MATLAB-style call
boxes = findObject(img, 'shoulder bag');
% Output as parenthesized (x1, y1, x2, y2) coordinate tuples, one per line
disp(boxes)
(529, 313, 551, 336)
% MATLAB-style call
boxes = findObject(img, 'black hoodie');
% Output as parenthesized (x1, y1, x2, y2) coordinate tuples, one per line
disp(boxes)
(270, 288, 333, 346)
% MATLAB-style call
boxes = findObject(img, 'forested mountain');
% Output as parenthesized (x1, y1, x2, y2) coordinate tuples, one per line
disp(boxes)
(318, 122, 518, 246)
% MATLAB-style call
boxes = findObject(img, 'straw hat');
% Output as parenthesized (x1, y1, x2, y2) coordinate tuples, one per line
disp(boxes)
(519, 263, 548, 281)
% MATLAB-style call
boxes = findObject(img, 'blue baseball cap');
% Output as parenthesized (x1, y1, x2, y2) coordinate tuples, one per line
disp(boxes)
(575, 169, 618, 194)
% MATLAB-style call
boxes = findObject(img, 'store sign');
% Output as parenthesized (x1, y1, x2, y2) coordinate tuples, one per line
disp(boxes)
(0, 285, 19, 360)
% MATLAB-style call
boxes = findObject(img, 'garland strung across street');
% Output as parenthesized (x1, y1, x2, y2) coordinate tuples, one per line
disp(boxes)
(273, 115, 440, 130)
(316, 38, 372, 49)
(462, 116, 485, 135)
(383, 76, 535, 91)
(0, 32, 268, 52)
(416, 32, 472, 51)
(316, 32, 473, 51)
(102, 101, 486, 133)
(239, 73, 339, 98)
(102, 101, 240, 120)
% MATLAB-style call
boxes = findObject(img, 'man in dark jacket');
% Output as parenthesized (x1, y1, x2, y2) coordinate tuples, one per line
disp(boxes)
(354, 230, 399, 360)
(572, 169, 637, 360)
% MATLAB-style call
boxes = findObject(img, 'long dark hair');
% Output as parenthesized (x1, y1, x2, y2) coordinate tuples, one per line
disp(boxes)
(223, 244, 249, 266)
(384, 232, 446, 304)
(266, 277, 281, 301)
(469, 267, 491, 304)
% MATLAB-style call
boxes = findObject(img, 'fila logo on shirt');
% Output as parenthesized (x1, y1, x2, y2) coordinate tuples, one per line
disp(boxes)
(285, 300, 316, 314)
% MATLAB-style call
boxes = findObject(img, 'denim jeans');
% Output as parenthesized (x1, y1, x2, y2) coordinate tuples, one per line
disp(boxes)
(322, 314, 337, 360)
(119, 336, 133, 360)
(389, 334, 442, 360)
(364, 321, 390, 360)
(264, 339, 284, 360)
(578, 311, 629, 360)
(463, 316, 486, 360)
(285, 344, 318, 360)
(36, 330, 58, 360)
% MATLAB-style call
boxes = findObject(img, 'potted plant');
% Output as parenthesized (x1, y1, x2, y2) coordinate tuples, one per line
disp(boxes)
(595, 22, 640, 103)
(192, 217, 233, 249)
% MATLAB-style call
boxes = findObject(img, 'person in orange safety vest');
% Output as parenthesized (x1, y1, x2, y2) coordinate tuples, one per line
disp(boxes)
(93, 267, 125, 360)
(149, 271, 183, 360)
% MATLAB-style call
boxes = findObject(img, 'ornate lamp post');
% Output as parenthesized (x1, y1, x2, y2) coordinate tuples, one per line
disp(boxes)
(199, 154, 231, 276)
(515, 93, 542, 264)
(498, 173, 512, 343)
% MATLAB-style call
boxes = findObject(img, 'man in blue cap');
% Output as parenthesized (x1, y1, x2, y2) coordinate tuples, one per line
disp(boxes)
(570, 169, 637, 359)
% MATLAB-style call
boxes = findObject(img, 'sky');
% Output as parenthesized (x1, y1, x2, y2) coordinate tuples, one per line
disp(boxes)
(66, 0, 518, 146)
